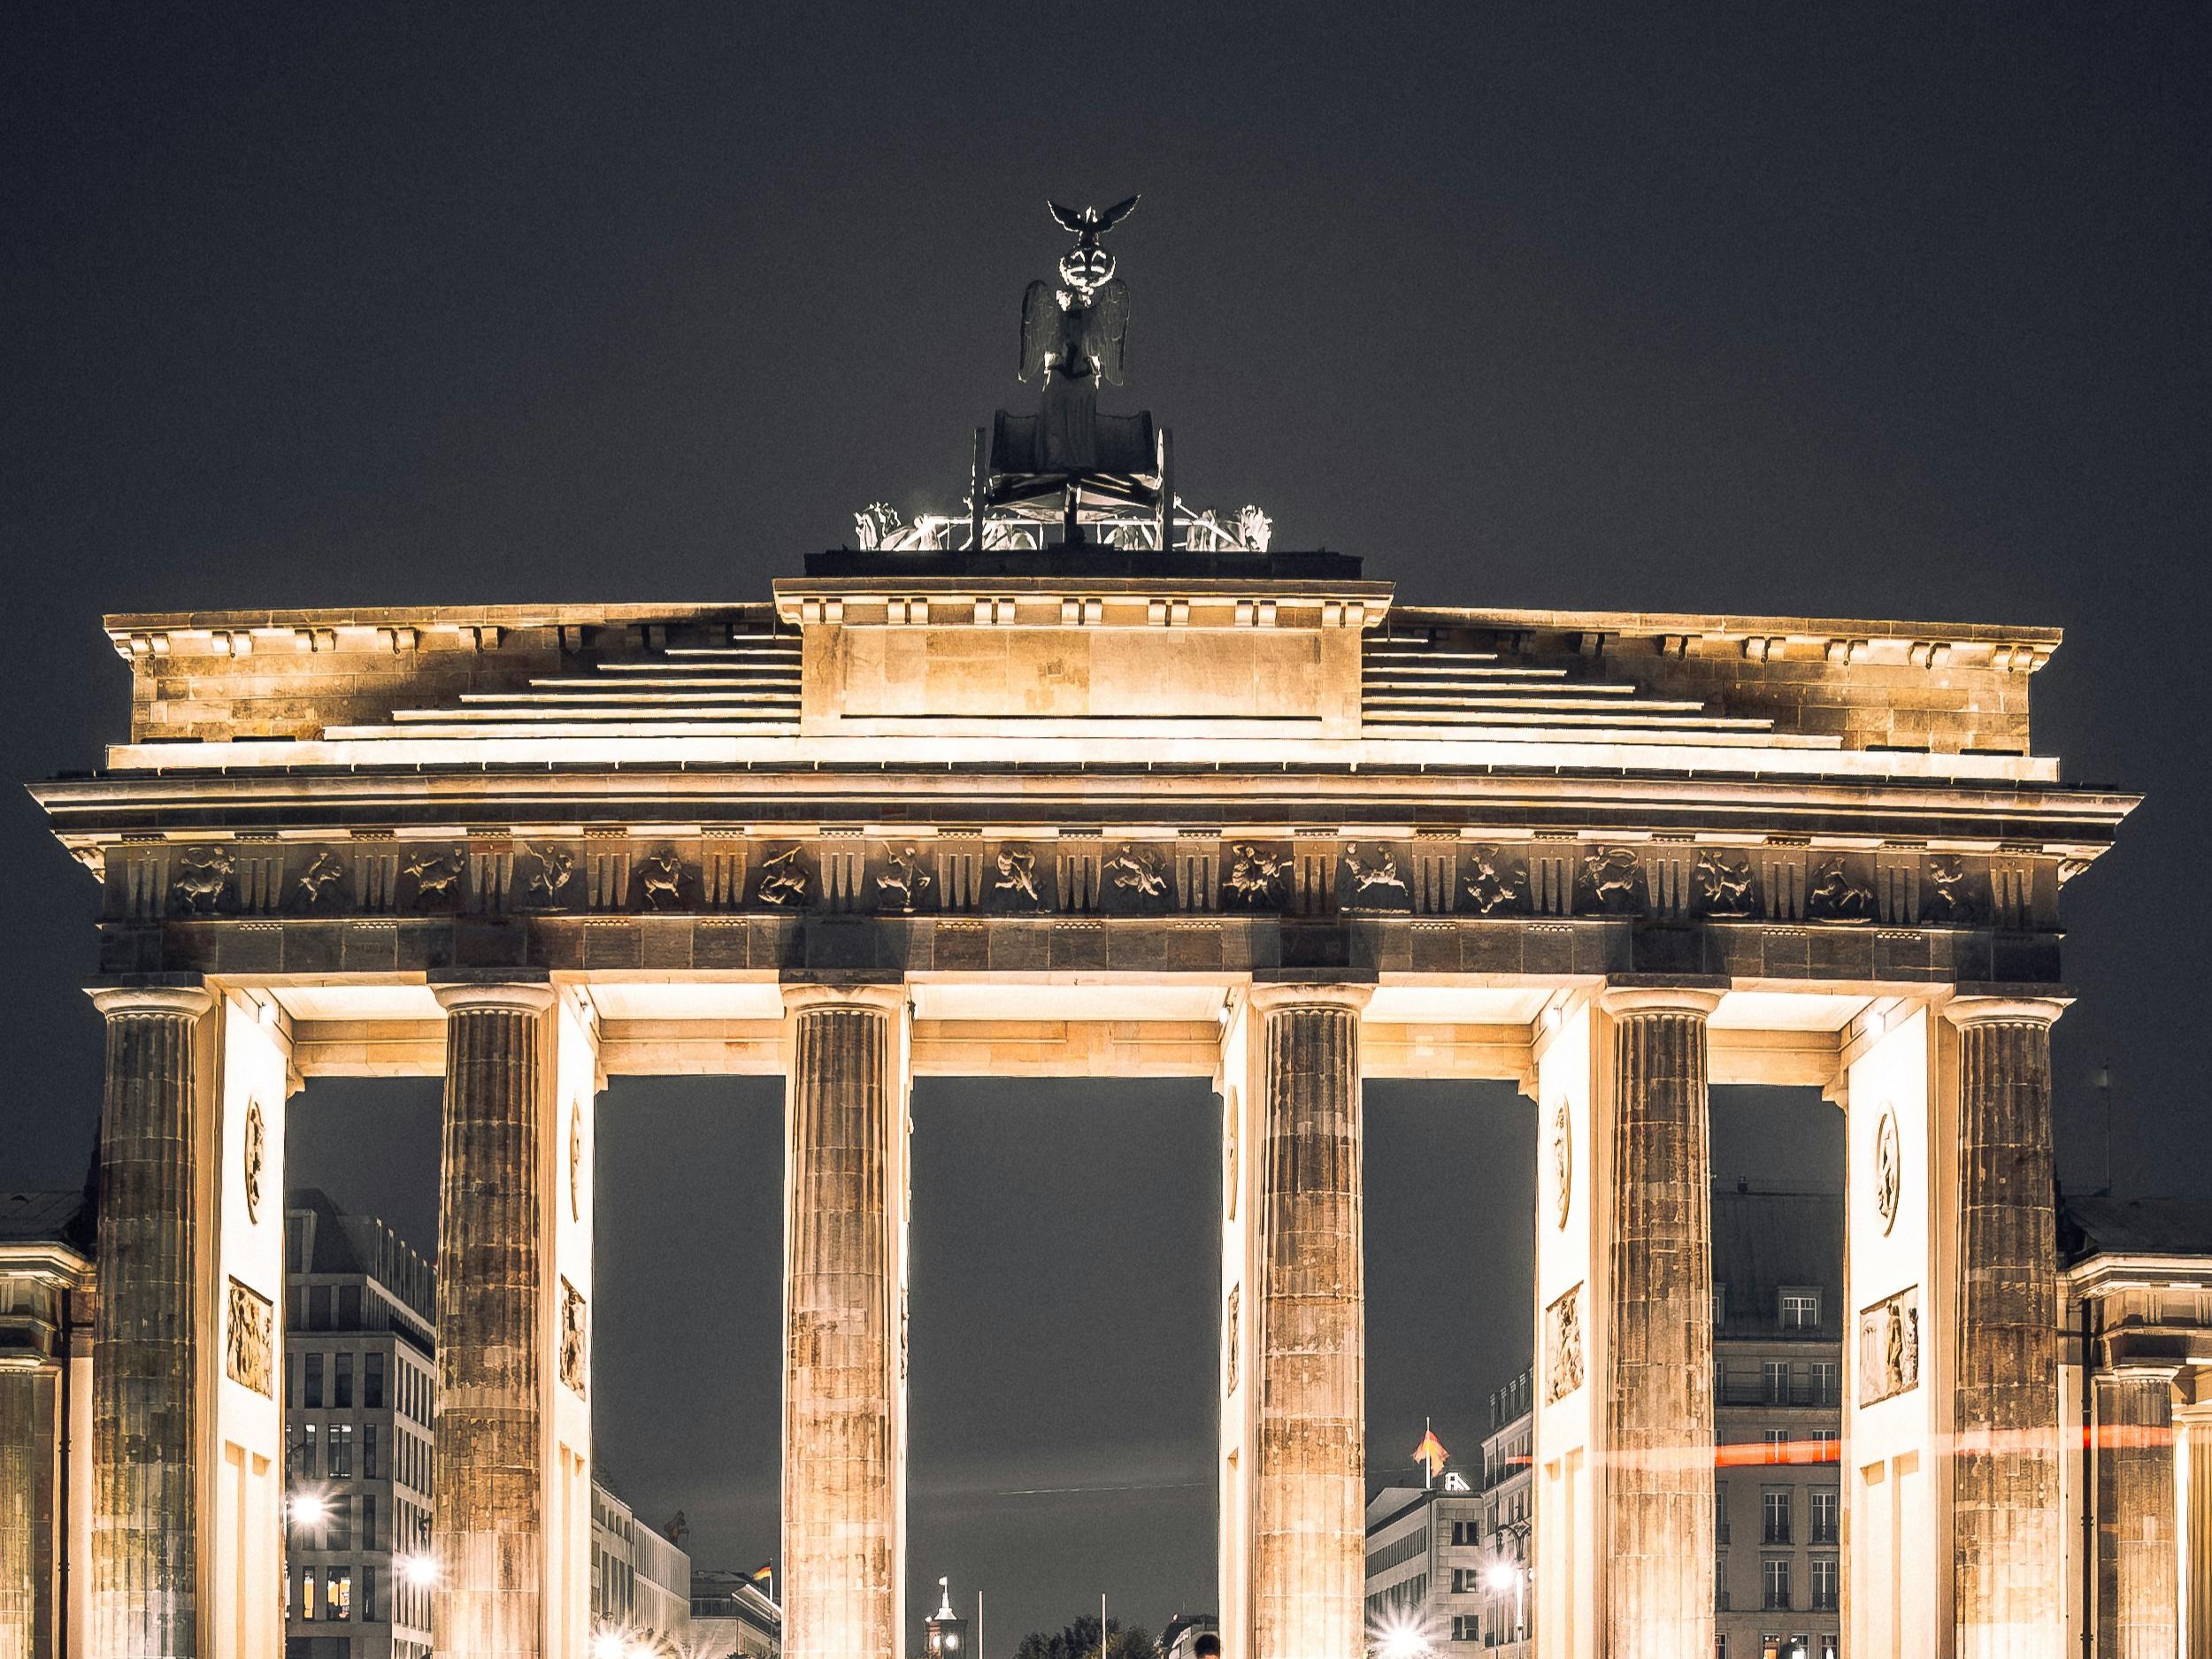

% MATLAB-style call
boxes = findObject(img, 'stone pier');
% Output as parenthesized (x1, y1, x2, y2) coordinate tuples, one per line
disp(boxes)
(2103, 1366, 2179, 1659)
(1600, 985, 1720, 1659)
(781, 984, 909, 1659)
(1248, 984, 1371, 1659)
(1947, 998, 2065, 1658)
(88, 983, 211, 1659)
(433, 980, 555, 1659)
(0, 1370, 44, 1659)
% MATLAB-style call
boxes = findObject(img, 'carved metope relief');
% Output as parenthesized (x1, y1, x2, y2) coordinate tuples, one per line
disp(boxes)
(1873, 1106, 1901, 1235)
(1225, 1284, 1240, 1397)
(171, 845, 233, 914)
(1545, 1283, 1585, 1404)
(569, 1104, 584, 1223)
(1224, 1087, 1240, 1221)
(227, 1279, 274, 1397)
(559, 1278, 588, 1399)
(1857, 1286, 1920, 1407)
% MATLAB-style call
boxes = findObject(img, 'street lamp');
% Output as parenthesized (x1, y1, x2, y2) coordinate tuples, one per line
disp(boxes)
(1369, 1607, 1433, 1659)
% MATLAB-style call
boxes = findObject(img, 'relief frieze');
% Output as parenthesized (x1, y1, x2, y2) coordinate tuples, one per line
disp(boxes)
(1462, 845, 1526, 916)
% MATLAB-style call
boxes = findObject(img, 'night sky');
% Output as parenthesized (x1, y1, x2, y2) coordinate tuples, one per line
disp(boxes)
(6, 5, 2208, 1649)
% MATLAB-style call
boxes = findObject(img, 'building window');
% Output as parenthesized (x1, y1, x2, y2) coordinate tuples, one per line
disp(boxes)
(1809, 1360, 1839, 1405)
(1716, 1481, 1729, 1545)
(361, 1563, 380, 1624)
(303, 1353, 324, 1409)
(299, 1423, 318, 1479)
(334, 1353, 354, 1409)
(1712, 1285, 1727, 1328)
(1811, 1554, 1839, 1612)
(328, 1424, 353, 1479)
(326, 1569, 351, 1621)
(1779, 1289, 1821, 1329)
(1761, 1555, 1791, 1610)
(365, 1351, 386, 1409)
(301, 1568, 318, 1621)
(362, 1494, 378, 1552)
(1763, 1360, 1791, 1404)
(1810, 1486, 1839, 1545)
(328, 1495, 352, 1551)
(1762, 1487, 1793, 1546)
(1763, 1428, 1789, 1464)
(364, 1424, 380, 1481)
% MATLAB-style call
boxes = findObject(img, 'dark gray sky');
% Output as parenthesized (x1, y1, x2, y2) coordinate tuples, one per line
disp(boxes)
(6, 2, 2208, 1647)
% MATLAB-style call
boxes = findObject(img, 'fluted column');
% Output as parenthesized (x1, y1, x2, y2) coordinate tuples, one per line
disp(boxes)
(0, 1369, 42, 1659)
(2180, 1404, 2212, 1659)
(2103, 1365, 2180, 1659)
(1946, 997, 2065, 1659)
(87, 982, 213, 1659)
(433, 980, 555, 1659)
(1599, 983, 1722, 1659)
(782, 983, 908, 1659)
(1248, 982, 1371, 1659)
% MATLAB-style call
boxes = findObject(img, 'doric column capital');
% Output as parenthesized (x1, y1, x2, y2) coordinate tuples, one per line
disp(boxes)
(85, 979, 212, 1020)
(780, 977, 907, 1018)
(431, 976, 556, 1017)
(1598, 978, 1725, 1021)
(2107, 1360, 2185, 1387)
(1247, 979, 1374, 1018)
(1943, 991, 2071, 1030)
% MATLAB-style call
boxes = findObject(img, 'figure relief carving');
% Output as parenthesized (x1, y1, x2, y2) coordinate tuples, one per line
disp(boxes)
(1463, 846, 1526, 916)
(1694, 849, 1757, 917)
(1225, 1284, 1240, 1396)
(226, 1278, 274, 1397)
(1805, 856, 1876, 924)
(402, 849, 464, 905)
(1224, 844, 1288, 906)
(876, 844, 933, 912)
(1873, 1106, 1901, 1235)
(1550, 1101, 1572, 1230)
(637, 849, 687, 910)
(1581, 845, 1643, 911)
(559, 1278, 588, 1399)
(1923, 854, 1979, 924)
(1341, 842, 1408, 900)
(1104, 842, 1169, 897)
(1224, 1087, 1239, 1220)
(172, 846, 234, 914)
(517, 844, 576, 907)
(1545, 1284, 1585, 1403)
(295, 849, 347, 910)
(993, 844, 1041, 903)
(755, 846, 810, 908)
(1857, 1286, 1920, 1406)
(243, 1101, 265, 1224)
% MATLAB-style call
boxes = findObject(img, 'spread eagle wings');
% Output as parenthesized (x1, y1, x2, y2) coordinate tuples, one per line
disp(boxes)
(1088, 277, 1131, 386)
(1019, 279, 1058, 382)
(1048, 195, 1140, 237)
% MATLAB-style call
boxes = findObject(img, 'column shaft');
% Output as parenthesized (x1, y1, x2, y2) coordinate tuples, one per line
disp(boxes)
(88, 986, 211, 1659)
(0, 1370, 49, 1659)
(433, 985, 554, 1659)
(2105, 1370, 2178, 1659)
(1950, 1008, 2063, 1658)
(783, 989, 903, 1659)
(1250, 988, 1367, 1659)
(2185, 1411, 2212, 1659)
(1602, 988, 1718, 1659)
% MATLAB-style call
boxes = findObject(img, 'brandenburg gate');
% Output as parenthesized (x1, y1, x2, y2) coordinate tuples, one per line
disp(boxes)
(18, 204, 2134, 1659)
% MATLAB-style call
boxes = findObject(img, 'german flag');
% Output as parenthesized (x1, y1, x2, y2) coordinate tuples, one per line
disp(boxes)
(749, 1563, 774, 1584)
(1413, 1427, 1449, 1480)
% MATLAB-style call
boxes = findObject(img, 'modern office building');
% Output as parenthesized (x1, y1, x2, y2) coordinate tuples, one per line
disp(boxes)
(1475, 1370, 1533, 1655)
(284, 1189, 440, 1659)
(1363, 1477, 1487, 1651)
(591, 1478, 693, 1647)
(0, 1190, 94, 1659)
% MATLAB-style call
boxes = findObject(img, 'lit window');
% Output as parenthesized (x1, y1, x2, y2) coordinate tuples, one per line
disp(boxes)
(327, 1570, 351, 1621)
(301, 1569, 318, 1622)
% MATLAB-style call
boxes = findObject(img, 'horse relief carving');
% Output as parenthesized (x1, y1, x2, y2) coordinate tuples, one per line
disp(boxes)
(172, 847, 234, 914)
(517, 844, 576, 907)
(403, 850, 464, 903)
(1806, 856, 1876, 923)
(638, 849, 687, 910)
(1582, 846, 1642, 910)
(1924, 855, 1977, 924)
(1341, 842, 1407, 899)
(994, 844, 1041, 903)
(295, 849, 347, 909)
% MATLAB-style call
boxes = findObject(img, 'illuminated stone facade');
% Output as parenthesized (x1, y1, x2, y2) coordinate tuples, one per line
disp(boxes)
(16, 545, 2136, 1659)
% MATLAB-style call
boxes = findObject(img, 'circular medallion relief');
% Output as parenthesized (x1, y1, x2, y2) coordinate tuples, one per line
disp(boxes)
(1873, 1106, 1901, 1235)
(568, 1103, 584, 1222)
(242, 1101, 265, 1224)
(1551, 1100, 1573, 1229)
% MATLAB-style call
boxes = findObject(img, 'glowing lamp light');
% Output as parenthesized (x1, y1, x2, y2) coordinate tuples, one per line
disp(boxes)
(1483, 1562, 1518, 1594)
(396, 1553, 439, 1587)
(591, 1633, 629, 1659)
(288, 1494, 327, 1526)
(1370, 1608, 1432, 1659)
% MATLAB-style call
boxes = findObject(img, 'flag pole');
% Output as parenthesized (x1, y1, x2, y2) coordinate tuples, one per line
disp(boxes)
(1425, 1417, 1432, 1490)
(978, 1590, 985, 1659)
